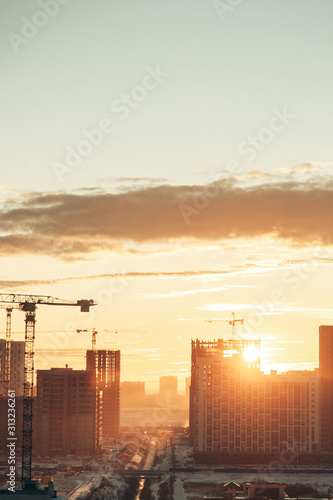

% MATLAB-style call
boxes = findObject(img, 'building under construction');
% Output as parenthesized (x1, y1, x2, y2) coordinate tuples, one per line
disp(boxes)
(86, 349, 120, 437)
(190, 338, 319, 464)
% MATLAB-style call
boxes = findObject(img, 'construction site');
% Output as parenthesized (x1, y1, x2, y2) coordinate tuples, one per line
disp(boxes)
(0, 293, 186, 500)
(1, 298, 333, 500)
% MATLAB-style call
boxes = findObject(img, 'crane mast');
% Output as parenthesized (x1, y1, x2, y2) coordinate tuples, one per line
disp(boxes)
(22, 303, 36, 485)
(228, 312, 244, 339)
(76, 328, 98, 350)
(5, 308, 12, 394)
(0, 305, 20, 396)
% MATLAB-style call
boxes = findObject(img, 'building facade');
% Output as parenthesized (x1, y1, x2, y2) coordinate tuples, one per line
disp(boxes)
(190, 339, 319, 463)
(0, 339, 25, 396)
(86, 350, 120, 436)
(319, 325, 333, 452)
(36, 367, 101, 456)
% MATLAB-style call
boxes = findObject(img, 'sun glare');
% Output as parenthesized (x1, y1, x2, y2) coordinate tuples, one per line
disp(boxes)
(243, 346, 260, 362)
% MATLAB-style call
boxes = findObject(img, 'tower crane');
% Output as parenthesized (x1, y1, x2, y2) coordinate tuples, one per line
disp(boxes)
(205, 312, 244, 339)
(0, 294, 95, 490)
(0, 305, 20, 395)
(76, 328, 98, 350)
(76, 328, 146, 350)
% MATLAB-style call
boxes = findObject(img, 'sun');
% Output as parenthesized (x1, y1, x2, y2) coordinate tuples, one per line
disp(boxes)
(243, 346, 260, 362)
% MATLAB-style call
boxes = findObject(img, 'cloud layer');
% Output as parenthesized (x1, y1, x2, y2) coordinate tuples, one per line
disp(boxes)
(1, 178, 333, 257)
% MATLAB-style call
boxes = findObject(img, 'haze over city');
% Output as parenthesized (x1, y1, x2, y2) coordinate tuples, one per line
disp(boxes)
(1, 0, 333, 395)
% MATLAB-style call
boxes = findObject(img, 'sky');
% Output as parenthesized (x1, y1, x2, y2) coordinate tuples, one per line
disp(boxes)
(1, 0, 333, 392)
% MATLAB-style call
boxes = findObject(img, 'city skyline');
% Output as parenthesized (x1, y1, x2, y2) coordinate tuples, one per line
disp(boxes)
(1, 1, 333, 393)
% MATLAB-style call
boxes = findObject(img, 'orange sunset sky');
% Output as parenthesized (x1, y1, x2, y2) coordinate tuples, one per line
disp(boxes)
(1, 1, 333, 392)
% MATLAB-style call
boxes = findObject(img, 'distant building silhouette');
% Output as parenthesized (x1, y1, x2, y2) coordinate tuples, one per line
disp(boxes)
(35, 367, 101, 457)
(319, 325, 333, 451)
(0, 339, 24, 396)
(190, 338, 319, 464)
(86, 349, 120, 436)
(159, 375, 178, 403)
(121, 381, 145, 408)
(185, 376, 191, 400)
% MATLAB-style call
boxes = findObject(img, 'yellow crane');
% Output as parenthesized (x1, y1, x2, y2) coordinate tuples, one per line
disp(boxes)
(205, 312, 244, 339)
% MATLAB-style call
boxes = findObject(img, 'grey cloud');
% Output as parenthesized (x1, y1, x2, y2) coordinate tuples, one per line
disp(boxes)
(0, 177, 333, 257)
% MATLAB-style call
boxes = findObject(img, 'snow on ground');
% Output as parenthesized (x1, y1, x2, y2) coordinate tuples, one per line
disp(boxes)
(174, 444, 193, 467)
(172, 444, 333, 498)
(64, 473, 127, 500)
(174, 476, 187, 500)
(54, 471, 128, 500)
(103, 473, 128, 499)
(55, 473, 96, 498)
(174, 471, 333, 499)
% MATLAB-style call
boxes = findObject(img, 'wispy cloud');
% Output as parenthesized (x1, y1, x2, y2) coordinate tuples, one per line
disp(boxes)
(200, 303, 333, 318)
(145, 284, 253, 299)
(167, 361, 190, 365)
(2, 257, 333, 291)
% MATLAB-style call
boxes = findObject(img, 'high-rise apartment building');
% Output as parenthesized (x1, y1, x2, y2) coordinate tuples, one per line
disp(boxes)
(190, 339, 319, 463)
(319, 325, 333, 452)
(36, 367, 101, 456)
(0, 339, 25, 396)
(86, 349, 120, 436)
(121, 381, 145, 408)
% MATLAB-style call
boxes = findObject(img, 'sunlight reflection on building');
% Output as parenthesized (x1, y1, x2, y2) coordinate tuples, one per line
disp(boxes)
(190, 338, 319, 464)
